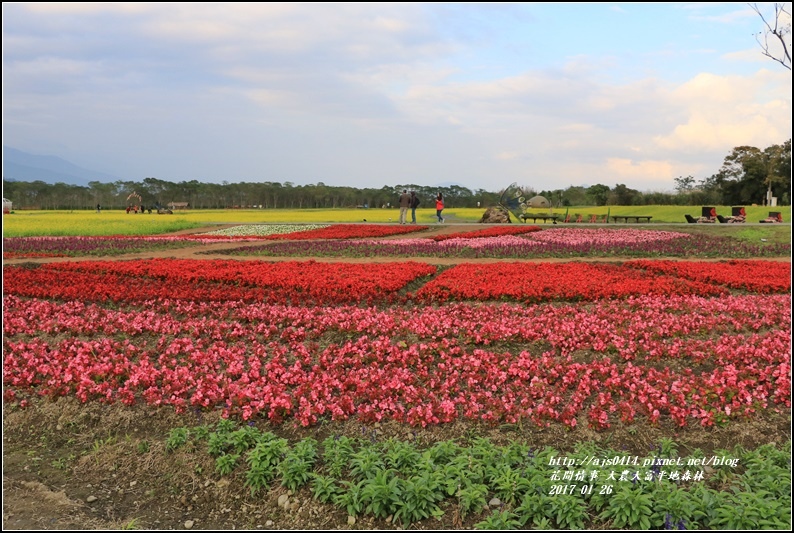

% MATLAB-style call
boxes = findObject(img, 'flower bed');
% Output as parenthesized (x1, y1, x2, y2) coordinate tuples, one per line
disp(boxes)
(415, 262, 731, 303)
(253, 223, 430, 240)
(526, 228, 685, 245)
(3, 292, 789, 429)
(431, 225, 542, 241)
(2, 259, 436, 305)
(3, 223, 791, 531)
(626, 259, 791, 293)
(222, 228, 790, 259)
(2, 225, 435, 257)
(2, 236, 200, 258)
(196, 224, 330, 238)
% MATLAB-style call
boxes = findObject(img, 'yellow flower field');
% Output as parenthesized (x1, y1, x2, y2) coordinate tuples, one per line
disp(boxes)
(2, 208, 470, 236)
(2, 206, 789, 237)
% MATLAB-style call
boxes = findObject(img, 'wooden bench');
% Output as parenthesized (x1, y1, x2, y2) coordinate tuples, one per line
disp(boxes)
(520, 214, 559, 224)
(610, 215, 653, 223)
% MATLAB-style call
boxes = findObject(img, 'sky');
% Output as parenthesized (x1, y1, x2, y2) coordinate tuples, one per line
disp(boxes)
(2, 2, 792, 193)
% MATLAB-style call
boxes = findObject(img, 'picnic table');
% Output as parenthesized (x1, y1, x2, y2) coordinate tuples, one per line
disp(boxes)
(610, 215, 653, 223)
(520, 214, 559, 224)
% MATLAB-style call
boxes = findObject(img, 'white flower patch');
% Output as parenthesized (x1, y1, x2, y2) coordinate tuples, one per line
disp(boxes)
(200, 224, 330, 237)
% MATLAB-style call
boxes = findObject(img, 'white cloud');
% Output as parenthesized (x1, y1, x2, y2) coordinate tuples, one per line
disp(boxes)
(22, 2, 151, 15)
(2, 2, 791, 192)
(654, 69, 791, 152)
(606, 158, 675, 180)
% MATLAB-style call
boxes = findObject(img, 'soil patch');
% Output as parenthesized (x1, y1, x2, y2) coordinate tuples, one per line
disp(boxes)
(3, 398, 789, 530)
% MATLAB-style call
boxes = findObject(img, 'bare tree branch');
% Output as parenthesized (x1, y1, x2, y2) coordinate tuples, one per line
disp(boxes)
(749, 2, 792, 70)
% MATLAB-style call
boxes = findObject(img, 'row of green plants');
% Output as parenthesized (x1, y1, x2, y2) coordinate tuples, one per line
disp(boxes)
(165, 419, 791, 529)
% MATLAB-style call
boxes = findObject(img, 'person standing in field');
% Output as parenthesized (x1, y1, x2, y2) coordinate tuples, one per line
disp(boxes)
(398, 189, 411, 224)
(410, 191, 420, 224)
(435, 192, 444, 223)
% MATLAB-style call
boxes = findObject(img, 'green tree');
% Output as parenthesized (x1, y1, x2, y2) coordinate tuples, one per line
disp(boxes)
(586, 184, 611, 206)
(608, 184, 640, 205)
(717, 141, 790, 205)
(674, 175, 696, 193)
(560, 186, 590, 206)
(763, 139, 791, 204)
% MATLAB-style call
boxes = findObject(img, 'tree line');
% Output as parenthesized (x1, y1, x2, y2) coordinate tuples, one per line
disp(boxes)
(3, 140, 789, 210)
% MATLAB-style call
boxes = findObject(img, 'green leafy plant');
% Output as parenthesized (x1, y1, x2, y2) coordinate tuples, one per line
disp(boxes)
(334, 479, 365, 517)
(360, 468, 403, 519)
(244, 460, 275, 496)
(229, 426, 261, 454)
(599, 485, 652, 529)
(439, 463, 466, 497)
(394, 471, 444, 525)
(648, 481, 697, 528)
(469, 437, 501, 470)
(425, 439, 462, 465)
(738, 442, 791, 496)
(383, 438, 421, 475)
(457, 483, 488, 520)
(207, 432, 232, 457)
(521, 470, 553, 500)
(515, 492, 554, 528)
(502, 440, 532, 467)
(490, 464, 532, 505)
(474, 509, 521, 530)
(710, 490, 789, 529)
(657, 437, 678, 458)
(446, 452, 486, 486)
(689, 483, 724, 527)
(247, 436, 288, 469)
(241, 434, 289, 495)
(150, 423, 792, 531)
(548, 493, 588, 529)
(585, 482, 612, 514)
(311, 474, 340, 504)
(349, 446, 385, 481)
(165, 427, 190, 452)
(322, 435, 356, 478)
(91, 435, 116, 453)
(278, 438, 318, 491)
(215, 453, 240, 475)
(190, 424, 211, 441)
(214, 418, 237, 435)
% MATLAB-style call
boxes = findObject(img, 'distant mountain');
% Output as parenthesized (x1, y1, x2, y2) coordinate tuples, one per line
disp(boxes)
(2, 146, 121, 186)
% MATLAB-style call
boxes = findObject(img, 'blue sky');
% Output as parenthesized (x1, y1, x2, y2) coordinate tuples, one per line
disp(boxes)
(2, 2, 791, 193)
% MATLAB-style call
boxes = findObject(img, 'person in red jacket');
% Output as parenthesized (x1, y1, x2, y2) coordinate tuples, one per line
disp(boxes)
(435, 193, 444, 223)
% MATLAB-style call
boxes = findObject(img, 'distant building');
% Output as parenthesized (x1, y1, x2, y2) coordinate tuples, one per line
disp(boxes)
(167, 202, 190, 210)
(3, 197, 12, 213)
